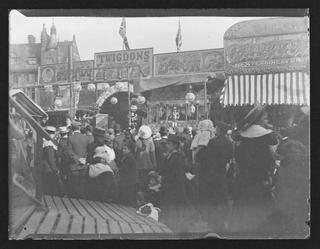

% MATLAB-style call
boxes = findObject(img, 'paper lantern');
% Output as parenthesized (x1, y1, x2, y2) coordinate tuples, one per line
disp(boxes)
(54, 99, 62, 107)
(110, 97, 118, 104)
(97, 82, 110, 90)
(137, 96, 146, 105)
(44, 85, 53, 92)
(87, 83, 96, 91)
(130, 105, 138, 112)
(185, 92, 195, 102)
(73, 82, 82, 92)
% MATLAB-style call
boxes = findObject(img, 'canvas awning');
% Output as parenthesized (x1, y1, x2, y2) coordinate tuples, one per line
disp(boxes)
(221, 72, 309, 106)
(10, 89, 48, 118)
(135, 72, 225, 93)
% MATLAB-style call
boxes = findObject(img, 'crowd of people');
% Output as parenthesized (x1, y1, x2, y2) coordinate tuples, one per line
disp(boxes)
(40, 104, 309, 236)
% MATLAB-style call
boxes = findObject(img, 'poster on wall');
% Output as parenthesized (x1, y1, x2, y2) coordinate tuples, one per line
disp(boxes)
(94, 48, 153, 81)
(95, 114, 109, 128)
(154, 49, 224, 76)
(38, 60, 94, 84)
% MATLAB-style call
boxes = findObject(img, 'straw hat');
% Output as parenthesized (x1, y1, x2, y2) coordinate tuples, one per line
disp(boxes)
(237, 103, 266, 132)
(58, 126, 69, 134)
(45, 126, 56, 133)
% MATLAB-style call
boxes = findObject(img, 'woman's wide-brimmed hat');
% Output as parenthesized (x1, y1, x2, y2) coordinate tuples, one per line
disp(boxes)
(198, 119, 214, 131)
(138, 125, 152, 139)
(237, 103, 266, 132)
(93, 127, 106, 137)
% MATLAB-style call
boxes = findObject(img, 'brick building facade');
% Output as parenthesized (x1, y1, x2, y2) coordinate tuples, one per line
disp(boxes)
(9, 22, 80, 101)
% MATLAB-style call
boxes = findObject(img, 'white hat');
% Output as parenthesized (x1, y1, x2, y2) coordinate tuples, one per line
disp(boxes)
(59, 126, 69, 133)
(45, 126, 56, 132)
(138, 125, 152, 139)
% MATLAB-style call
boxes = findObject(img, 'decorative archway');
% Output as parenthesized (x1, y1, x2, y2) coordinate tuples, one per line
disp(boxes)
(96, 82, 133, 107)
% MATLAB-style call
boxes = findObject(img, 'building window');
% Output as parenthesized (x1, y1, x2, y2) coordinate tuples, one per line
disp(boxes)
(27, 57, 37, 65)
(10, 53, 18, 65)
(28, 73, 35, 83)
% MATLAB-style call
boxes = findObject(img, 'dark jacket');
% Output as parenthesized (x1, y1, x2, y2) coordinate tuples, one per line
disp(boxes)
(233, 132, 278, 204)
(42, 143, 59, 173)
(160, 151, 189, 205)
(68, 132, 91, 160)
(154, 137, 167, 172)
(197, 135, 234, 204)
(113, 133, 126, 161)
(56, 136, 71, 175)
(119, 153, 139, 187)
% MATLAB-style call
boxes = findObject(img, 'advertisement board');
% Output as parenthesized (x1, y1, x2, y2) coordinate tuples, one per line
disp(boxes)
(154, 49, 224, 76)
(94, 48, 153, 81)
(38, 60, 94, 84)
(224, 18, 309, 74)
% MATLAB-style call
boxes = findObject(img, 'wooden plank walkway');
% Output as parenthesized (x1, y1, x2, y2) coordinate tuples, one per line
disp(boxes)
(15, 195, 172, 239)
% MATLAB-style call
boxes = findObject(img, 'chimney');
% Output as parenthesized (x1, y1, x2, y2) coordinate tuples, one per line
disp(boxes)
(28, 35, 36, 44)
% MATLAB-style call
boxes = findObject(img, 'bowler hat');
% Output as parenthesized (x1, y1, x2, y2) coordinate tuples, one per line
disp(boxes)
(93, 127, 106, 137)
(216, 121, 231, 135)
(167, 134, 180, 144)
(237, 103, 266, 131)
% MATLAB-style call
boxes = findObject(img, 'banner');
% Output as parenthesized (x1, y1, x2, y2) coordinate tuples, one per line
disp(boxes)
(94, 48, 153, 81)
(224, 18, 309, 75)
(154, 49, 224, 76)
(38, 60, 94, 84)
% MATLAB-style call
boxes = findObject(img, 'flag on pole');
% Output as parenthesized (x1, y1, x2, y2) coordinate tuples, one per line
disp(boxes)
(119, 17, 126, 39)
(175, 19, 182, 52)
(119, 17, 130, 50)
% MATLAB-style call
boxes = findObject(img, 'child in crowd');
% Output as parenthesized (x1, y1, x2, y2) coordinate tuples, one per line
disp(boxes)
(118, 140, 139, 207)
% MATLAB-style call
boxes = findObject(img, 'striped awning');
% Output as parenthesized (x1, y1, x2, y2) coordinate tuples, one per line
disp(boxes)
(221, 72, 310, 106)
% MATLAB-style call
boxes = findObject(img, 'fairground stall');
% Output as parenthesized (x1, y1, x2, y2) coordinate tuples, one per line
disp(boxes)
(135, 48, 226, 130)
(36, 48, 152, 129)
(221, 17, 309, 130)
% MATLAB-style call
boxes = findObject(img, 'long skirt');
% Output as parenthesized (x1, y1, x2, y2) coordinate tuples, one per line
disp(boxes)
(86, 172, 117, 203)
(229, 183, 275, 234)
(118, 183, 138, 208)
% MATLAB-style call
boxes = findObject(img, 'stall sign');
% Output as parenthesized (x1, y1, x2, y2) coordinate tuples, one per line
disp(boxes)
(94, 48, 153, 81)
(38, 60, 94, 84)
(154, 49, 224, 76)
(224, 18, 309, 74)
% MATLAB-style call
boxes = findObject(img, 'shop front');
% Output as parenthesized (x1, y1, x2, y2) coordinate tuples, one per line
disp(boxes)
(221, 17, 309, 129)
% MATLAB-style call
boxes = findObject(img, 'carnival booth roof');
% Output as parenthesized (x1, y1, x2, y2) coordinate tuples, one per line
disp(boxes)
(10, 89, 48, 118)
(135, 72, 225, 93)
(221, 17, 309, 107)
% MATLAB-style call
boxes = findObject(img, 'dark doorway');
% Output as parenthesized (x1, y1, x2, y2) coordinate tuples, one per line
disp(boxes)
(100, 92, 129, 130)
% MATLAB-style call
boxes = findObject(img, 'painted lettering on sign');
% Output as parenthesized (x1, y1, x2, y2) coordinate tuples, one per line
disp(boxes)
(94, 48, 153, 81)
(224, 33, 309, 74)
(154, 49, 224, 76)
(39, 61, 94, 84)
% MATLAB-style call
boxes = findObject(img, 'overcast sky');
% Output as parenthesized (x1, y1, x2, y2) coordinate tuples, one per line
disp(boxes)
(9, 10, 271, 61)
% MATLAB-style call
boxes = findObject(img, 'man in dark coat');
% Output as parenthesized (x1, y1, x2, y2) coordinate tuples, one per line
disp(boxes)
(56, 126, 72, 195)
(113, 128, 126, 164)
(67, 121, 91, 198)
(197, 121, 234, 232)
(86, 127, 107, 164)
(154, 126, 168, 173)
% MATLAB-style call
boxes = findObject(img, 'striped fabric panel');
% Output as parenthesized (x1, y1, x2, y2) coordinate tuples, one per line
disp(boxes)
(222, 72, 310, 106)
